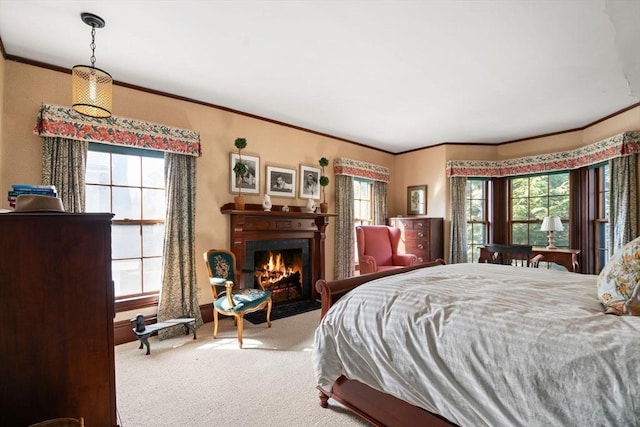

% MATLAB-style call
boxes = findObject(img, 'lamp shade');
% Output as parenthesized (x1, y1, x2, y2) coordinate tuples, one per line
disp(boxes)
(72, 65, 113, 118)
(540, 216, 564, 232)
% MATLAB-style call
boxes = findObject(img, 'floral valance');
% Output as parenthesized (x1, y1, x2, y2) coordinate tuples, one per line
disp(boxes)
(33, 104, 201, 157)
(334, 157, 390, 183)
(446, 130, 640, 177)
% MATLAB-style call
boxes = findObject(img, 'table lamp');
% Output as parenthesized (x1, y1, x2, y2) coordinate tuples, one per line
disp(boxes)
(540, 216, 563, 249)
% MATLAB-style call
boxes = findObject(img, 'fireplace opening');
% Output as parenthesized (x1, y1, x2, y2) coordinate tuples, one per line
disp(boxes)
(254, 249, 303, 304)
(244, 238, 311, 304)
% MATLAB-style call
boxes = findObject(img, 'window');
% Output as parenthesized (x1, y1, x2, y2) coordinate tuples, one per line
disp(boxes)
(595, 163, 610, 273)
(465, 179, 489, 262)
(353, 178, 373, 266)
(354, 178, 373, 226)
(510, 173, 570, 247)
(85, 143, 165, 299)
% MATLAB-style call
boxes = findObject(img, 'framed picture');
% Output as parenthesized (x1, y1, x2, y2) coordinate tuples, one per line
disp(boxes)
(266, 165, 296, 197)
(407, 185, 427, 215)
(299, 164, 321, 200)
(230, 152, 260, 194)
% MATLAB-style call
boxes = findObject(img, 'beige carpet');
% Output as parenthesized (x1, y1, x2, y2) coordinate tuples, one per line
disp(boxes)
(115, 310, 370, 427)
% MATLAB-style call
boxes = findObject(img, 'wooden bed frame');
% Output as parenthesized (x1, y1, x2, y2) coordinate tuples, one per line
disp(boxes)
(315, 259, 456, 427)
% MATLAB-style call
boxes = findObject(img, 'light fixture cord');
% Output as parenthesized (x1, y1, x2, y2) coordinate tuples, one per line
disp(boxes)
(89, 25, 97, 67)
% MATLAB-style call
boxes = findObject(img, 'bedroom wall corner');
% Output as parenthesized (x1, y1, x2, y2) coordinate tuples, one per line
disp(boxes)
(391, 146, 449, 260)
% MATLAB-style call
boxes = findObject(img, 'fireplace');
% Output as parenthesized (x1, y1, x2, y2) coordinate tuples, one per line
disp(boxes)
(246, 238, 311, 304)
(221, 202, 336, 302)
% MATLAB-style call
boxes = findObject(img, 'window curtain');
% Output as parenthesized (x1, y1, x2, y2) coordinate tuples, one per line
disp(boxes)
(373, 180, 388, 224)
(333, 158, 390, 279)
(449, 176, 468, 263)
(158, 153, 203, 338)
(334, 174, 355, 279)
(36, 105, 202, 339)
(41, 136, 87, 213)
(609, 153, 638, 256)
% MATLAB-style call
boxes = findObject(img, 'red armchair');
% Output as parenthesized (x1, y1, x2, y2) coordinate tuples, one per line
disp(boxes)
(356, 225, 418, 274)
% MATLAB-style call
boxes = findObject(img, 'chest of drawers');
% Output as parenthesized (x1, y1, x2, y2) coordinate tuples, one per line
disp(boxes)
(388, 217, 444, 263)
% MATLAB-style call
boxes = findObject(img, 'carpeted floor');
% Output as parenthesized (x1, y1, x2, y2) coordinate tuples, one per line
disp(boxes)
(115, 309, 370, 427)
(245, 299, 321, 324)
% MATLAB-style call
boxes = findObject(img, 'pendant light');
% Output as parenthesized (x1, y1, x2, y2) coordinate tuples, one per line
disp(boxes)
(72, 12, 112, 118)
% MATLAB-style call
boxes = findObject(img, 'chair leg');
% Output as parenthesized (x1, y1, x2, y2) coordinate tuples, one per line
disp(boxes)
(213, 308, 219, 339)
(266, 298, 272, 328)
(236, 314, 244, 349)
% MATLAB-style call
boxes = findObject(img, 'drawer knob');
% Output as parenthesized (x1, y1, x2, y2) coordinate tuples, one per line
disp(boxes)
(418, 257, 424, 262)
(417, 222, 424, 227)
(418, 232, 424, 238)
(418, 244, 424, 249)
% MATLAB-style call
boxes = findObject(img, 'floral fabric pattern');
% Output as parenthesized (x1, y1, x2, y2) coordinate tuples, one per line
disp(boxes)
(213, 254, 233, 280)
(34, 104, 201, 157)
(597, 235, 640, 315)
(158, 153, 203, 339)
(446, 131, 640, 177)
(334, 157, 390, 183)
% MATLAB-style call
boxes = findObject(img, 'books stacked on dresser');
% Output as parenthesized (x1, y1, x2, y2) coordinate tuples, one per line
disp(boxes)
(7, 184, 57, 208)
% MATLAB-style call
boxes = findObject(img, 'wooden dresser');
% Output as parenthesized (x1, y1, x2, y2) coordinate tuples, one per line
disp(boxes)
(388, 216, 444, 263)
(0, 213, 118, 427)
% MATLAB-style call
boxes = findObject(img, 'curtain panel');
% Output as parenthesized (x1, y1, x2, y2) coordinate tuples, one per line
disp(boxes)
(334, 174, 355, 279)
(609, 154, 638, 254)
(449, 176, 468, 264)
(446, 131, 640, 178)
(158, 153, 203, 339)
(41, 137, 88, 213)
(34, 104, 201, 157)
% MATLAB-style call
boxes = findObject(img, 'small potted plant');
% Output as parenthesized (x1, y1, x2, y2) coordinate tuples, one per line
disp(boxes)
(318, 157, 330, 213)
(233, 137, 248, 210)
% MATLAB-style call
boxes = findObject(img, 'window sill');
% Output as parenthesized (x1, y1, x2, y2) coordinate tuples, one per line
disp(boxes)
(115, 294, 159, 313)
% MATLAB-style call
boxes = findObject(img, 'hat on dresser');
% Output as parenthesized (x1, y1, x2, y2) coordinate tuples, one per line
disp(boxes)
(14, 194, 65, 212)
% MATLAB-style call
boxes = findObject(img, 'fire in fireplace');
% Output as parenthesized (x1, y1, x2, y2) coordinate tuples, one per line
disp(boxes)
(245, 238, 311, 304)
(254, 249, 303, 303)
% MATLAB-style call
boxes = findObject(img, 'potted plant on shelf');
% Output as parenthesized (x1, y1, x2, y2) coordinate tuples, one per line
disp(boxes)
(233, 137, 248, 210)
(318, 157, 330, 213)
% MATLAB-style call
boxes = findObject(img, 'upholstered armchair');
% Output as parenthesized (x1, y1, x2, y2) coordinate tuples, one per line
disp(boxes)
(356, 225, 418, 274)
(203, 249, 272, 348)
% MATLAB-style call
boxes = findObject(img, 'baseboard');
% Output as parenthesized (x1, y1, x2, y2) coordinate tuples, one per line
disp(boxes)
(114, 304, 212, 345)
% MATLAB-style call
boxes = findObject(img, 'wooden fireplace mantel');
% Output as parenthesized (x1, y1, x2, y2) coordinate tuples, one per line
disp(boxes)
(221, 203, 337, 299)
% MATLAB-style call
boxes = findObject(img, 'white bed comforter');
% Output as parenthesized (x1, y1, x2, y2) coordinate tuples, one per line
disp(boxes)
(312, 263, 640, 427)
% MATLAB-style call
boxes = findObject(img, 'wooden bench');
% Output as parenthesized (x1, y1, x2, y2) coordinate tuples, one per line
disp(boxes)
(130, 315, 197, 355)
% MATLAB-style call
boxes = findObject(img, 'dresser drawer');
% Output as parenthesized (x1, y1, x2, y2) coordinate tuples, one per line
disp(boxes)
(411, 220, 431, 231)
(392, 219, 414, 229)
(404, 229, 430, 241)
(387, 217, 444, 261)
(404, 246, 431, 262)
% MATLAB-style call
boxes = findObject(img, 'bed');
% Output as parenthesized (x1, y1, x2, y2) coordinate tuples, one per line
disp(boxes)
(312, 261, 640, 427)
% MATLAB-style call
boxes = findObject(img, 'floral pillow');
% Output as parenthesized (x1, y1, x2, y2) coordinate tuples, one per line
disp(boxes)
(597, 236, 640, 315)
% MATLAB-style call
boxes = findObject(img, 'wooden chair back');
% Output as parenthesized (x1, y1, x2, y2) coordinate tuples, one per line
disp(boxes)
(484, 244, 539, 267)
(203, 249, 240, 299)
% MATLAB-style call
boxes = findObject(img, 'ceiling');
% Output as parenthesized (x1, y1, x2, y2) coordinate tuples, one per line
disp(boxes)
(0, 0, 638, 154)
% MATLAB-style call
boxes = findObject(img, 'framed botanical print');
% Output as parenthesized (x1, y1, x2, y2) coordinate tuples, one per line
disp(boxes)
(266, 165, 296, 197)
(299, 164, 321, 200)
(407, 185, 427, 215)
(230, 152, 260, 194)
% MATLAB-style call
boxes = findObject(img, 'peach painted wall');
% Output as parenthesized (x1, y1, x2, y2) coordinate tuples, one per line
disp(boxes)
(0, 60, 395, 321)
